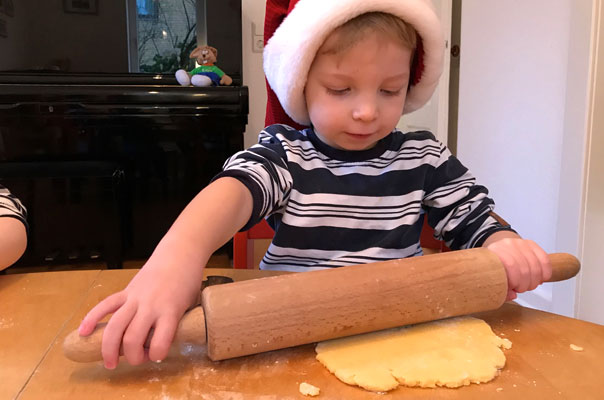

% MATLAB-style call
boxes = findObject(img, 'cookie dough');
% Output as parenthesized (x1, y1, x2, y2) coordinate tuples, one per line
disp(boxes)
(299, 382, 320, 397)
(315, 316, 512, 392)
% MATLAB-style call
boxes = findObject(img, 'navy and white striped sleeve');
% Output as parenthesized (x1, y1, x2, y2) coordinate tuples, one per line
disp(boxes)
(212, 125, 294, 230)
(422, 140, 515, 249)
(0, 184, 28, 229)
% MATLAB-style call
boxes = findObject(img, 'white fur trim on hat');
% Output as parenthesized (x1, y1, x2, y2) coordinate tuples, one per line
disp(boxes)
(263, 0, 445, 126)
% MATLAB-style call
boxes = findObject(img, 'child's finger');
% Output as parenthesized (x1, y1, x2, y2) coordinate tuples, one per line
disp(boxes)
(521, 247, 542, 291)
(504, 250, 529, 293)
(506, 288, 517, 301)
(148, 314, 180, 363)
(528, 240, 552, 282)
(101, 301, 137, 369)
(121, 311, 156, 366)
(78, 292, 127, 336)
(491, 248, 520, 293)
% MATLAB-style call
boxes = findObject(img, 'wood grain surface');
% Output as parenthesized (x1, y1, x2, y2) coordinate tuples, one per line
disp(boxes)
(2, 268, 602, 399)
(0, 270, 101, 400)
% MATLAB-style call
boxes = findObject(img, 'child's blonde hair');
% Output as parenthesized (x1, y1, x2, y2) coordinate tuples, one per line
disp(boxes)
(318, 12, 417, 56)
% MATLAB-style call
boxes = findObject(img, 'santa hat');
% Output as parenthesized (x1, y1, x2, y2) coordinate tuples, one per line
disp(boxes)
(263, 0, 445, 126)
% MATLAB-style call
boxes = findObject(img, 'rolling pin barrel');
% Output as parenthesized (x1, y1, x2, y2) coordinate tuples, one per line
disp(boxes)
(203, 248, 508, 360)
(202, 249, 580, 361)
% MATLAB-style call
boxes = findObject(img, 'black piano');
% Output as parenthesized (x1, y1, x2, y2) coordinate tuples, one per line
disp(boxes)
(0, 0, 247, 269)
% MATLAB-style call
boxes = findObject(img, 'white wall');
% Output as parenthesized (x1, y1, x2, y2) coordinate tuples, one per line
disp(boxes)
(457, 1, 573, 312)
(241, 0, 268, 149)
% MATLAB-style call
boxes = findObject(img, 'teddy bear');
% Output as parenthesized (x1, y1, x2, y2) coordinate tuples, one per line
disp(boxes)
(175, 45, 233, 87)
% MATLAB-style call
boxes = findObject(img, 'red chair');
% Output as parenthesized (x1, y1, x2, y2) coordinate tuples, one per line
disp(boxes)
(233, 219, 276, 269)
(233, 215, 449, 269)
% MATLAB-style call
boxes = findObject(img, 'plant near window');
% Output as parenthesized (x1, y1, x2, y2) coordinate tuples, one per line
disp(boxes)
(138, 0, 197, 73)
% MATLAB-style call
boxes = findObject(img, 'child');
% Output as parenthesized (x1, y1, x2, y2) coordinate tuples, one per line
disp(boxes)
(0, 184, 28, 270)
(79, 0, 552, 369)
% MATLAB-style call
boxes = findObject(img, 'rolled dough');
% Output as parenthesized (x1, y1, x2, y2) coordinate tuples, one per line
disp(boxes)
(315, 316, 512, 392)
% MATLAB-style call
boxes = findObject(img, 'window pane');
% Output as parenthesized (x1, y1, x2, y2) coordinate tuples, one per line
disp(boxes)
(136, 0, 197, 73)
(137, 0, 156, 17)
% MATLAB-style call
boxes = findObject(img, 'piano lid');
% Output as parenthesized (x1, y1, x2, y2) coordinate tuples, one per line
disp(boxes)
(0, 73, 249, 117)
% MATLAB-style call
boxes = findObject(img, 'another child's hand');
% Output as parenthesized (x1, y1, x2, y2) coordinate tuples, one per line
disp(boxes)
(484, 232, 552, 301)
(77, 257, 204, 369)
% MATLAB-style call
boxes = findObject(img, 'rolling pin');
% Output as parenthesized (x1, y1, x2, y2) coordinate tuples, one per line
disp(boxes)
(63, 248, 580, 362)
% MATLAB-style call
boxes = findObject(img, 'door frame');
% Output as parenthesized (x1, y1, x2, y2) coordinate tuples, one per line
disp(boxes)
(552, 0, 600, 319)
(573, 0, 604, 324)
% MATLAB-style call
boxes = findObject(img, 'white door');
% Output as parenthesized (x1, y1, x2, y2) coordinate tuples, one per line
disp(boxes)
(396, 0, 451, 145)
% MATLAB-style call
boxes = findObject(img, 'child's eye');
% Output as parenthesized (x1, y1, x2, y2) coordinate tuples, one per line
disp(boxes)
(326, 88, 350, 96)
(381, 89, 402, 96)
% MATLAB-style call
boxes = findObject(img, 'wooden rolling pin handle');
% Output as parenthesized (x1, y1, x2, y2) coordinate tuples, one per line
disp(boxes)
(63, 306, 207, 363)
(547, 253, 581, 282)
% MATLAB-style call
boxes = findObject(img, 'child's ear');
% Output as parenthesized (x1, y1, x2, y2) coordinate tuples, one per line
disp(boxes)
(190, 47, 202, 59)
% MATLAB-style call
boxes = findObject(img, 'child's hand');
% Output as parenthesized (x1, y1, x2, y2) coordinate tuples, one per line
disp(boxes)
(483, 232, 552, 301)
(78, 257, 204, 369)
(77, 177, 252, 369)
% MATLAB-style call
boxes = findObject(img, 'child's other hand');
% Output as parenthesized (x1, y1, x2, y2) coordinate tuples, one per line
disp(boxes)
(77, 258, 203, 369)
(484, 232, 552, 301)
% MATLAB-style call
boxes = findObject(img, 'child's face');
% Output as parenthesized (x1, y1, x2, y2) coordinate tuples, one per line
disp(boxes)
(305, 32, 413, 151)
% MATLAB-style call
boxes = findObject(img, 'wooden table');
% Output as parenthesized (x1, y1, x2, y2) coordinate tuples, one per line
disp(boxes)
(2, 268, 603, 399)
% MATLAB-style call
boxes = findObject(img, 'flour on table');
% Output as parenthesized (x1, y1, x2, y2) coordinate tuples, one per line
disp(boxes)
(315, 316, 512, 392)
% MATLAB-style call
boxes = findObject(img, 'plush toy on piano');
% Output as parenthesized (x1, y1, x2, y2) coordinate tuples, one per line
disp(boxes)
(175, 45, 233, 87)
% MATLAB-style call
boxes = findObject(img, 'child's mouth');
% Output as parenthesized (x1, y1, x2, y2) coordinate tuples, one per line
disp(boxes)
(345, 132, 373, 139)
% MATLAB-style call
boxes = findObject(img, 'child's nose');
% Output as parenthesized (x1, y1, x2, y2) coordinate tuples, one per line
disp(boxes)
(352, 97, 378, 122)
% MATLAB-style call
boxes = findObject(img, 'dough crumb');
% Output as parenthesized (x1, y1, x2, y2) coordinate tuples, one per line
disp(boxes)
(496, 387, 503, 392)
(569, 344, 584, 351)
(299, 382, 320, 397)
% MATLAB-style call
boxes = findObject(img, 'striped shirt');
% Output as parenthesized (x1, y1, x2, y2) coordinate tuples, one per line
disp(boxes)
(0, 184, 28, 228)
(215, 124, 513, 272)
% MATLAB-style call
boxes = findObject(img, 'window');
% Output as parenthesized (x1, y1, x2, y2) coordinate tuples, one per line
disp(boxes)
(128, 0, 197, 73)
(136, 0, 158, 19)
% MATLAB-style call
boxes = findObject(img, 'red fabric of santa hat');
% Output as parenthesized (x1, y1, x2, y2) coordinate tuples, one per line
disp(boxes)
(264, 0, 304, 129)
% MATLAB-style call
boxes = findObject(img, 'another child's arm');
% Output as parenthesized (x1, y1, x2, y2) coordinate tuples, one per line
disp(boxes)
(0, 185, 28, 270)
(481, 230, 552, 301)
(0, 217, 27, 270)
(78, 177, 253, 369)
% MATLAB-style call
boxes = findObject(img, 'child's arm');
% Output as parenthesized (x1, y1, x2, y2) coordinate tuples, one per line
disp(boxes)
(481, 230, 552, 301)
(78, 177, 253, 369)
(0, 217, 27, 270)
